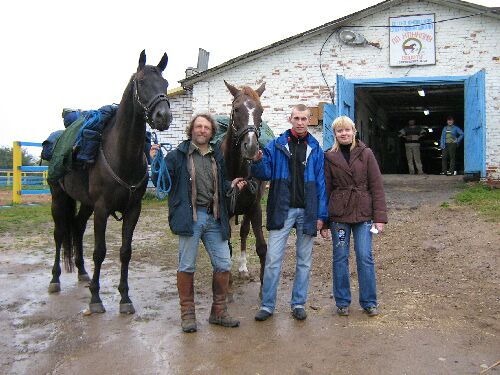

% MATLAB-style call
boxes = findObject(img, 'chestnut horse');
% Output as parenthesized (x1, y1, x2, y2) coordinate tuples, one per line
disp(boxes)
(48, 51, 172, 314)
(221, 81, 267, 297)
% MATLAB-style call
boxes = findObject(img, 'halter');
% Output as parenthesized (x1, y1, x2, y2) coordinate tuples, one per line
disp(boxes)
(133, 79, 170, 127)
(229, 97, 261, 149)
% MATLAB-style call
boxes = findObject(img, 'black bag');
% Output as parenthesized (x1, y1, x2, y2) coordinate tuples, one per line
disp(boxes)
(41, 130, 64, 161)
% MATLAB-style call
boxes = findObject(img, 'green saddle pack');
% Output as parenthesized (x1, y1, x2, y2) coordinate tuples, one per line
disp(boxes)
(48, 117, 85, 182)
(211, 116, 275, 149)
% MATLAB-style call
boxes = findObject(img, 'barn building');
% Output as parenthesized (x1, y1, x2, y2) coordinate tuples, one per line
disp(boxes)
(159, 0, 500, 181)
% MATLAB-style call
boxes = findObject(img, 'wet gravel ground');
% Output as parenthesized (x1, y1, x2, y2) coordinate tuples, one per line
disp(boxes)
(1, 174, 498, 375)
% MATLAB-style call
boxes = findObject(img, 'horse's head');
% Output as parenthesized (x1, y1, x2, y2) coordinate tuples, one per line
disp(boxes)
(224, 80, 266, 160)
(134, 50, 172, 131)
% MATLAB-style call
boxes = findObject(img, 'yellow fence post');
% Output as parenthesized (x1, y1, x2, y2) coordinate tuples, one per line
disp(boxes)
(12, 141, 22, 204)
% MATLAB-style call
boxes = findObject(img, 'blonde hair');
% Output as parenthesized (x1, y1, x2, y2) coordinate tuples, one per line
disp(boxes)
(330, 116, 357, 152)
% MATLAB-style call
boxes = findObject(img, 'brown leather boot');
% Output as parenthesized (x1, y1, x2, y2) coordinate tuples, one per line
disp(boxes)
(177, 271, 197, 333)
(208, 271, 240, 327)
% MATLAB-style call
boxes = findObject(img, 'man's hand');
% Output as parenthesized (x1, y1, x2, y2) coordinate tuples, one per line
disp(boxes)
(374, 223, 385, 232)
(150, 144, 160, 159)
(231, 177, 247, 191)
(253, 150, 263, 162)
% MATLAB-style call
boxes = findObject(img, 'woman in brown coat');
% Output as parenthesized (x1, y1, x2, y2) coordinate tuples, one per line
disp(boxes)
(320, 116, 387, 317)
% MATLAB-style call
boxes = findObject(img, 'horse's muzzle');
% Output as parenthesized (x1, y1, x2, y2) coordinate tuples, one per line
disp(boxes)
(241, 133, 259, 160)
(151, 107, 172, 131)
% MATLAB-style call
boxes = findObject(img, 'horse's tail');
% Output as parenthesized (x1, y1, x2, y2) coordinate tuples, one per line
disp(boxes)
(62, 201, 77, 273)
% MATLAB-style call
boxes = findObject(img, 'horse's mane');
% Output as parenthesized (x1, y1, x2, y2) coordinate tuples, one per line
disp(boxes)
(240, 86, 261, 104)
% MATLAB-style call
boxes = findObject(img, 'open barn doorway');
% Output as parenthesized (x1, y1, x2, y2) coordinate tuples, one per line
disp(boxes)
(355, 84, 464, 175)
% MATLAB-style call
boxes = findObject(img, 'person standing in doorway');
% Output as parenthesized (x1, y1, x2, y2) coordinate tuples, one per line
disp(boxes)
(251, 104, 328, 321)
(398, 119, 425, 174)
(321, 116, 388, 317)
(440, 115, 464, 175)
(150, 113, 247, 333)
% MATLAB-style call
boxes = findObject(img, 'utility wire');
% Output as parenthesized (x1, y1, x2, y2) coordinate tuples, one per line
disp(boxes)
(318, 11, 490, 104)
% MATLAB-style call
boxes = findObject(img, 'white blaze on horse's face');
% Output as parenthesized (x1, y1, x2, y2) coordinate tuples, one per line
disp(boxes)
(241, 100, 259, 159)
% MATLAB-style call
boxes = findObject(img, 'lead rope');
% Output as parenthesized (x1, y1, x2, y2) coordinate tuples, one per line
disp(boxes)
(150, 132, 172, 200)
(226, 176, 258, 214)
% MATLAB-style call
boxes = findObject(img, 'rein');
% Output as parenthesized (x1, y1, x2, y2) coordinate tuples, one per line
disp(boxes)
(226, 177, 259, 214)
(99, 147, 148, 220)
(133, 79, 170, 127)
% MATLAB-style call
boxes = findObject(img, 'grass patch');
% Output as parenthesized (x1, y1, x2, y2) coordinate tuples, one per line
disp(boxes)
(0, 204, 52, 234)
(454, 183, 500, 222)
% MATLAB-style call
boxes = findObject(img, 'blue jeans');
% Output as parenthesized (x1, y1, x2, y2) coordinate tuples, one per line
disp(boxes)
(261, 208, 313, 313)
(178, 208, 231, 273)
(330, 221, 377, 309)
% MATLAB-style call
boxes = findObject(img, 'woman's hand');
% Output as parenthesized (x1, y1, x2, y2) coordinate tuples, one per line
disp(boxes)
(374, 222, 385, 232)
(320, 228, 330, 239)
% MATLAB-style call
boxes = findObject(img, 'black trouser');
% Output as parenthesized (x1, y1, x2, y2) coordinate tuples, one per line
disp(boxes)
(442, 142, 457, 173)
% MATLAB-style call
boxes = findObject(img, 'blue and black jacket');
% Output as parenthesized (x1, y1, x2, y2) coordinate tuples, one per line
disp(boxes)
(251, 129, 328, 236)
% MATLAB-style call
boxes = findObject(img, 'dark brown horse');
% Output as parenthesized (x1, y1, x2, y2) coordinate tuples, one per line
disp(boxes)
(221, 81, 267, 297)
(48, 50, 172, 314)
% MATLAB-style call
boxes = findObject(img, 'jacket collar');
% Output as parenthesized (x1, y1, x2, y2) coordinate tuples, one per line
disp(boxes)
(325, 141, 367, 174)
(178, 139, 221, 160)
(277, 129, 318, 149)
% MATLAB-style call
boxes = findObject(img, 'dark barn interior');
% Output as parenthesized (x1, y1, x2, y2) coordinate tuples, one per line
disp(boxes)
(355, 84, 464, 174)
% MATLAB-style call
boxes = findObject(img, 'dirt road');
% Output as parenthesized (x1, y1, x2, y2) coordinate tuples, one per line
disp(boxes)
(0, 175, 498, 375)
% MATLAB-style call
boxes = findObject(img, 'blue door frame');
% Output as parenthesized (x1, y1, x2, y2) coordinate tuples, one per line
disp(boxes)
(323, 73, 486, 176)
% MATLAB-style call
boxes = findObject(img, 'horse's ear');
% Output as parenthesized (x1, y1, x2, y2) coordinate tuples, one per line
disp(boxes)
(138, 50, 146, 71)
(255, 82, 266, 97)
(157, 53, 168, 72)
(224, 80, 240, 97)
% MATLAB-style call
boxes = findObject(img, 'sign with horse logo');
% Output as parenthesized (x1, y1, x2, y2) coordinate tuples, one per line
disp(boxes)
(389, 14, 436, 66)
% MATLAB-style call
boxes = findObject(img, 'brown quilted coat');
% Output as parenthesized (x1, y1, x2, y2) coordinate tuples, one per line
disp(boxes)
(324, 141, 388, 224)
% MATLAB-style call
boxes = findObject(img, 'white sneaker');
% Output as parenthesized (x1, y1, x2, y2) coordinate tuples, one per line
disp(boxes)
(453, 171, 457, 176)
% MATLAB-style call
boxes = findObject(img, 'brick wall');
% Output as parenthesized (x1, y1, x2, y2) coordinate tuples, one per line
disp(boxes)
(154, 91, 193, 147)
(188, 0, 499, 179)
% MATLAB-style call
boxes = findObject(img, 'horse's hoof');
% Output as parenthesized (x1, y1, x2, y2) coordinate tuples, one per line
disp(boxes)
(78, 273, 91, 282)
(226, 293, 235, 303)
(48, 283, 61, 294)
(119, 303, 135, 314)
(238, 270, 250, 280)
(89, 303, 106, 313)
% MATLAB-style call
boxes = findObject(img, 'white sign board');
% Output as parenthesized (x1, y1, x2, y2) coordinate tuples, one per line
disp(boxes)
(389, 14, 436, 66)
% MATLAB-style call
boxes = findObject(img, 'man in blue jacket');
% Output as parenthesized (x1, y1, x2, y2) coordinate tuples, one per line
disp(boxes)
(440, 116, 464, 175)
(151, 113, 246, 333)
(252, 104, 328, 321)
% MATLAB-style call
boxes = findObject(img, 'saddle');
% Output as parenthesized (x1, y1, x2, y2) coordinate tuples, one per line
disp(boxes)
(46, 105, 119, 182)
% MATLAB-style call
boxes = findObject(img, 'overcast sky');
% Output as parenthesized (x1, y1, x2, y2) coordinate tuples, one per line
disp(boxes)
(0, 0, 496, 154)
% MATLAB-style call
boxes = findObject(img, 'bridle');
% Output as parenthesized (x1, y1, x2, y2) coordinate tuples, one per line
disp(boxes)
(229, 96, 261, 149)
(133, 78, 170, 127)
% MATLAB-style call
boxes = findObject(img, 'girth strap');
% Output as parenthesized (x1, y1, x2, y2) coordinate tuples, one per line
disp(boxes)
(99, 147, 148, 220)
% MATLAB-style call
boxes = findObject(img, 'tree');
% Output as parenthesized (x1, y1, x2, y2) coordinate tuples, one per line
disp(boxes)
(0, 146, 38, 169)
